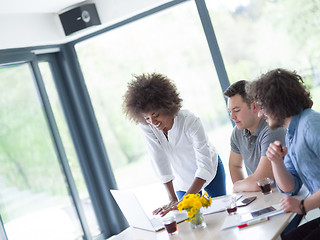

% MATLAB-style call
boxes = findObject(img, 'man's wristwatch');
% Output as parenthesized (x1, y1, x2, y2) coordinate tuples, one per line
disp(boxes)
(300, 199, 306, 216)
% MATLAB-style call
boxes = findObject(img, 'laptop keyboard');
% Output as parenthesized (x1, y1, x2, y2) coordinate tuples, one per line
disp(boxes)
(150, 217, 164, 229)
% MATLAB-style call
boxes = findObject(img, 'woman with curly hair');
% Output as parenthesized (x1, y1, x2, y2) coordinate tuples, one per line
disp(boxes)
(123, 72, 226, 216)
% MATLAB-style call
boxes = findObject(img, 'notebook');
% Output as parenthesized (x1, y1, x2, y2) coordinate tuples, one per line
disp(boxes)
(110, 189, 188, 232)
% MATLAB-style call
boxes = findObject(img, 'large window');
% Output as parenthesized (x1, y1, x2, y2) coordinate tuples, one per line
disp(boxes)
(75, 0, 233, 210)
(0, 63, 83, 240)
(39, 62, 100, 237)
(206, 0, 320, 110)
(4, 1, 320, 238)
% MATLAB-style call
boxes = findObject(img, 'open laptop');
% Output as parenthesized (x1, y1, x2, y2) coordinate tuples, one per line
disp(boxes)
(110, 189, 187, 232)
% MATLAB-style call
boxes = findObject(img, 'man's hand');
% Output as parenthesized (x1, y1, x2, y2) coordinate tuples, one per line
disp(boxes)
(266, 140, 286, 164)
(280, 195, 303, 214)
(232, 155, 273, 193)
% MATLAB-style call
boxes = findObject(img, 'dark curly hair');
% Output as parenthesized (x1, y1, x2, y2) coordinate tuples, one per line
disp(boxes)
(224, 80, 252, 107)
(246, 68, 313, 122)
(122, 72, 183, 124)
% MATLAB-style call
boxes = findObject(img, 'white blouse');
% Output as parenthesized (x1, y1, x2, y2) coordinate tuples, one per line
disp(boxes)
(139, 109, 218, 191)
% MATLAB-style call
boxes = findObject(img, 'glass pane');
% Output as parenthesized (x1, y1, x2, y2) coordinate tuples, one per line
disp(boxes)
(38, 62, 100, 236)
(0, 63, 83, 240)
(75, 0, 233, 211)
(206, 0, 320, 110)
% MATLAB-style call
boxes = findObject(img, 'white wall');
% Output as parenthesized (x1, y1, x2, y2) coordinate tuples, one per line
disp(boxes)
(0, 0, 172, 50)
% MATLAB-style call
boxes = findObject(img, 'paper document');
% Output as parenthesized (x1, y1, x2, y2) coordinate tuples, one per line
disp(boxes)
(220, 203, 284, 230)
(220, 214, 242, 230)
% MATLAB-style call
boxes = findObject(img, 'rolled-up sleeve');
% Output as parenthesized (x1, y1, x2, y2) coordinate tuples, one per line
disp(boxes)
(186, 118, 218, 184)
(139, 124, 174, 183)
(277, 154, 302, 196)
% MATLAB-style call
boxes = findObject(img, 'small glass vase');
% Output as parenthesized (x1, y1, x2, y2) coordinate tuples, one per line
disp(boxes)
(190, 209, 206, 229)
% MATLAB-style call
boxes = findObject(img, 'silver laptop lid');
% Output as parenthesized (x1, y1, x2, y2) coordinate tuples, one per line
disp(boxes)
(110, 189, 161, 231)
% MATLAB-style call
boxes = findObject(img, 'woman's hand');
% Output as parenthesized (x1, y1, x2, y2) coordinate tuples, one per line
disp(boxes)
(280, 195, 303, 214)
(153, 200, 179, 217)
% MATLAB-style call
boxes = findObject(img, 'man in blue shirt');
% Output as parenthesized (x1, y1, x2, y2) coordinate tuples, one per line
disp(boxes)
(247, 68, 320, 240)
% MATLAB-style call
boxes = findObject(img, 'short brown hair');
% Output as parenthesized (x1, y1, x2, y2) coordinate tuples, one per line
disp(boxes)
(224, 80, 252, 107)
(246, 68, 313, 121)
(122, 73, 183, 124)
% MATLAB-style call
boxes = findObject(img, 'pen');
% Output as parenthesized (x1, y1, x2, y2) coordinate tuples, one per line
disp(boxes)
(279, 144, 285, 160)
(237, 217, 269, 229)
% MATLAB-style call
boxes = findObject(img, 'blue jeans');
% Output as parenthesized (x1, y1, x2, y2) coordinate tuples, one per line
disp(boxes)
(176, 156, 226, 201)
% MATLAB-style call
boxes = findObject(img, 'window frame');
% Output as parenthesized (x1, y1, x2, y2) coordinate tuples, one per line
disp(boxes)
(0, 0, 231, 238)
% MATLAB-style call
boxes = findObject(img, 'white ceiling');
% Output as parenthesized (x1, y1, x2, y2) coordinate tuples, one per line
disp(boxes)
(0, 0, 172, 50)
(0, 0, 87, 14)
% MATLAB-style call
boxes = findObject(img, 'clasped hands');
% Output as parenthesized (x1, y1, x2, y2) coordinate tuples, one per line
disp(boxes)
(153, 200, 179, 217)
(266, 140, 286, 163)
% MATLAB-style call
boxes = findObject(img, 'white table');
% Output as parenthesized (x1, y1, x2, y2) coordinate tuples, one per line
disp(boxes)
(108, 187, 308, 240)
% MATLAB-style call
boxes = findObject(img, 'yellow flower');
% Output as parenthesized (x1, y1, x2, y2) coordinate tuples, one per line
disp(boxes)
(178, 193, 212, 221)
(194, 200, 202, 209)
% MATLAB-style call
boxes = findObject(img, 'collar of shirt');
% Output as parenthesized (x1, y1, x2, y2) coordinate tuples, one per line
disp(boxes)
(244, 118, 266, 138)
(287, 108, 304, 141)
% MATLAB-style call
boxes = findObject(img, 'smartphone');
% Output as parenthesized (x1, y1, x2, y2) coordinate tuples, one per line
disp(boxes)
(237, 196, 257, 207)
